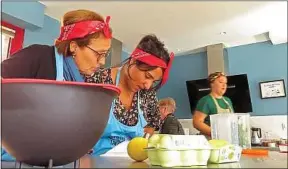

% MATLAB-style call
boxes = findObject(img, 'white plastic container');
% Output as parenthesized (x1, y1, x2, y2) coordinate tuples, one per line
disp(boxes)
(146, 134, 212, 167)
(210, 113, 251, 149)
(184, 128, 190, 135)
(209, 144, 242, 163)
(237, 113, 251, 149)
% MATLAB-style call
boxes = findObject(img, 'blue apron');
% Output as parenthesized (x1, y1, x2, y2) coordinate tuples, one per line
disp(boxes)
(1, 48, 83, 161)
(91, 67, 148, 156)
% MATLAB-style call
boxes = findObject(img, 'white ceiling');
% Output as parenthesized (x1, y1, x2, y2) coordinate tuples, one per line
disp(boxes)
(40, 1, 287, 55)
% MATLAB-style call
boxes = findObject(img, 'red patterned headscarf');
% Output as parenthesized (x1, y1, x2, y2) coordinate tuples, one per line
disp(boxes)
(57, 16, 112, 41)
(208, 72, 226, 83)
(130, 48, 174, 86)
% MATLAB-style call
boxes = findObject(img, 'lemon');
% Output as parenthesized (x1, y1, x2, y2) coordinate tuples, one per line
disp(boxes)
(127, 137, 148, 162)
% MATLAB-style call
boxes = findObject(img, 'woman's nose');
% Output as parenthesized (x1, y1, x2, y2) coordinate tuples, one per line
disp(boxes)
(143, 80, 153, 90)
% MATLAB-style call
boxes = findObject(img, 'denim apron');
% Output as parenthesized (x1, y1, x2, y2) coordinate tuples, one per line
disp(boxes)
(91, 67, 148, 156)
(1, 48, 78, 162)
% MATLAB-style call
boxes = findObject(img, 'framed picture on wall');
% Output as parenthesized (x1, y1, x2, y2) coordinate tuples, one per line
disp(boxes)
(259, 79, 286, 99)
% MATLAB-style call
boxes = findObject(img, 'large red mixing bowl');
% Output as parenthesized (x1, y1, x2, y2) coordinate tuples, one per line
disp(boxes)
(1, 79, 120, 167)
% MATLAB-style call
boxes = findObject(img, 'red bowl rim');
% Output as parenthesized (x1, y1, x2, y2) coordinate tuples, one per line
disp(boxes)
(1, 78, 121, 94)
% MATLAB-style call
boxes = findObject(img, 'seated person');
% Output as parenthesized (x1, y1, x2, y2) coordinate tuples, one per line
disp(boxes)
(158, 98, 185, 135)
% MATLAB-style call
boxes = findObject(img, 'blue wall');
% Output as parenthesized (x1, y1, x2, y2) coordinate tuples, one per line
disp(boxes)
(24, 15, 60, 47)
(157, 52, 208, 119)
(227, 41, 287, 116)
(121, 51, 130, 62)
(1, 2, 45, 30)
(162, 41, 287, 119)
(2, 1, 60, 48)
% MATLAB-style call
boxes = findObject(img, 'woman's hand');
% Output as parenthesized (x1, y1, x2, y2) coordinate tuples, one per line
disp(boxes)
(144, 127, 155, 136)
(143, 127, 155, 139)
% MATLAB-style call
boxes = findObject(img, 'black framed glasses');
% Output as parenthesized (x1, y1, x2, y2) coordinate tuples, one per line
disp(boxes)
(86, 46, 111, 60)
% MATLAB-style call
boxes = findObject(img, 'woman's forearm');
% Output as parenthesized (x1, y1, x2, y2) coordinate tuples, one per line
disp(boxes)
(194, 121, 211, 136)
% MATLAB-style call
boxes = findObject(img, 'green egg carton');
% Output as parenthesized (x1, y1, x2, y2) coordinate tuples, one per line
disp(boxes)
(209, 144, 242, 164)
(148, 134, 212, 150)
(146, 148, 211, 167)
(146, 134, 212, 167)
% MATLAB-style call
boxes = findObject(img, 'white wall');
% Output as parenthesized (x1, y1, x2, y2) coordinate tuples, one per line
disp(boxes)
(179, 115, 287, 139)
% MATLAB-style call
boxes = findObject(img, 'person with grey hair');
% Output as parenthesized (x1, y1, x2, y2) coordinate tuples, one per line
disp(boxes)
(158, 97, 185, 135)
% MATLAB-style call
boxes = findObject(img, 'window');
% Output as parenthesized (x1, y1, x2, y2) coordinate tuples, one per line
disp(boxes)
(1, 26, 15, 61)
(1, 21, 25, 60)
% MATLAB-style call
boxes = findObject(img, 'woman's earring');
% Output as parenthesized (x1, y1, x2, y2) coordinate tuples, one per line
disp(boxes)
(72, 48, 77, 58)
(72, 52, 76, 59)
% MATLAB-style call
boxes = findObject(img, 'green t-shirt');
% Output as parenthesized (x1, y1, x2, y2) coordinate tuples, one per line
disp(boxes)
(195, 95, 234, 126)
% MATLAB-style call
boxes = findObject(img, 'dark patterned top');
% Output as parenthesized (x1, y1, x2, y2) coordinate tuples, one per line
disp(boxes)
(84, 68, 161, 130)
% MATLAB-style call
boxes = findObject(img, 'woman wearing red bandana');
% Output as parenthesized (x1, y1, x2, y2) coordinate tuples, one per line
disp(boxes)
(85, 34, 174, 156)
(1, 9, 112, 81)
(1, 9, 113, 161)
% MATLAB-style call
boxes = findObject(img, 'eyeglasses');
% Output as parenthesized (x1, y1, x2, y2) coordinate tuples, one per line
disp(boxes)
(86, 46, 110, 60)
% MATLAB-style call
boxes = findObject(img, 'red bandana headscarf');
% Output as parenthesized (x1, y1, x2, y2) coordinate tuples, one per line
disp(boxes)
(57, 16, 112, 41)
(130, 48, 174, 87)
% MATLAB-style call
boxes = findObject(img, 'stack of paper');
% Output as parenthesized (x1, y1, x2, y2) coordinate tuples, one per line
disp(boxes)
(100, 141, 130, 157)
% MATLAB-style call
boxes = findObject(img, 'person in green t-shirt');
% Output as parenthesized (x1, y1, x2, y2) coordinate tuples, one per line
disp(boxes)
(193, 72, 234, 138)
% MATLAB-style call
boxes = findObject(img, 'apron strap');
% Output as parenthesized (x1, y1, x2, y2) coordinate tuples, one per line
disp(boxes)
(115, 67, 122, 86)
(222, 97, 234, 113)
(108, 67, 122, 113)
(54, 47, 64, 81)
(211, 95, 222, 111)
(210, 95, 232, 113)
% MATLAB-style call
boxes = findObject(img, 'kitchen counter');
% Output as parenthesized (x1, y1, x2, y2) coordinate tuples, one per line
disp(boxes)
(80, 151, 287, 168)
(2, 151, 287, 168)
(252, 146, 280, 152)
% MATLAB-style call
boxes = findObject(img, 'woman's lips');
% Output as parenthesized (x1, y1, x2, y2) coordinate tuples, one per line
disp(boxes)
(135, 85, 141, 91)
(82, 67, 99, 76)
(89, 66, 99, 73)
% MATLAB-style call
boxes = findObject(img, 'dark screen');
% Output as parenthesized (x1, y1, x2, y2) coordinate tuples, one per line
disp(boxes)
(186, 74, 253, 114)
